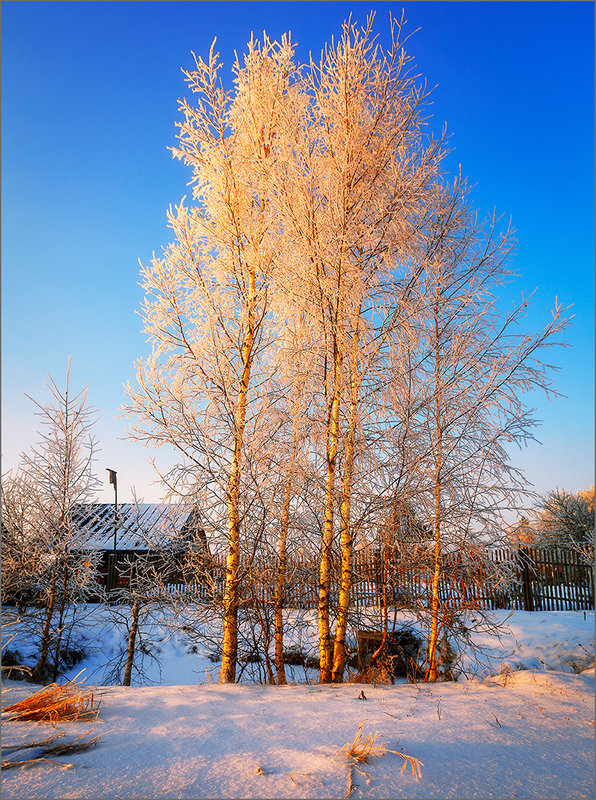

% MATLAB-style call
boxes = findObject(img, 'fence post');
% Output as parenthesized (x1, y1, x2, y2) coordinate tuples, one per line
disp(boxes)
(519, 547, 535, 612)
(107, 553, 115, 594)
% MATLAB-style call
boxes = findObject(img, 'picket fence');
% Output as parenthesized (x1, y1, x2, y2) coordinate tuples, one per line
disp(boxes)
(134, 546, 593, 613)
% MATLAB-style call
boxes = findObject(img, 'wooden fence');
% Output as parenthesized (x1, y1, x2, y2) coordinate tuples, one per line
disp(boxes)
(111, 546, 594, 613)
(489, 547, 594, 612)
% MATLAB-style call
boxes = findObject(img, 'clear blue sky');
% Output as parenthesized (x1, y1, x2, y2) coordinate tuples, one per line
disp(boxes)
(2, 1, 594, 504)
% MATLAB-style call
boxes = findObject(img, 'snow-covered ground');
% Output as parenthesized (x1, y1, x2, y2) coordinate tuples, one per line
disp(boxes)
(1, 667, 594, 799)
(2, 605, 594, 687)
(1, 609, 594, 798)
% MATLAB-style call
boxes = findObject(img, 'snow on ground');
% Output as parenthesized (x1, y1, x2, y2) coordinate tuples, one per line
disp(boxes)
(1, 667, 594, 799)
(1, 609, 594, 798)
(463, 610, 595, 676)
(2, 606, 594, 687)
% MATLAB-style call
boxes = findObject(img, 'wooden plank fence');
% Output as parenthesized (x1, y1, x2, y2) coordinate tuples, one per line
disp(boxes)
(490, 547, 594, 612)
(109, 546, 594, 613)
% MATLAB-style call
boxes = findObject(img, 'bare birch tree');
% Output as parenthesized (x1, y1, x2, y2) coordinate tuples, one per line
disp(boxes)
(1, 468, 44, 612)
(265, 321, 315, 684)
(1, 361, 100, 682)
(126, 35, 304, 683)
(407, 179, 570, 680)
(532, 487, 595, 563)
(129, 13, 445, 684)
(126, 14, 571, 687)
(268, 13, 445, 682)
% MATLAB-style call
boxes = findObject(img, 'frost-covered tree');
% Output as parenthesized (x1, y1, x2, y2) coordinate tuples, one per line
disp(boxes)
(404, 179, 569, 681)
(126, 35, 304, 683)
(103, 532, 178, 687)
(127, 14, 444, 684)
(127, 15, 572, 686)
(2, 360, 100, 682)
(1, 468, 45, 611)
(533, 487, 595, 563)
(269, 13, 445, 682)
(262, 321, 315, 684)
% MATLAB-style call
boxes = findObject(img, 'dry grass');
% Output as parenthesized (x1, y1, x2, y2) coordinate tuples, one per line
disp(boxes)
(340, 721, 382, 763)
(350, 661, 394, 685)
(337, 720, 423, 781)
(2, 676, 100, 723)
(2, 731, 101, 770)
(349, 651, 394, 685)
(1, 628, 32, 685)
(1, 731, 66, 754)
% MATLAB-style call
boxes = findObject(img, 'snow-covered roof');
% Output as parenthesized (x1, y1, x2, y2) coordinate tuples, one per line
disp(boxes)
(71, 503, 205, 552)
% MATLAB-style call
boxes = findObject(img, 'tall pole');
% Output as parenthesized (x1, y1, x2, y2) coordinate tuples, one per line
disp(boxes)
(107, 469, 118, 591)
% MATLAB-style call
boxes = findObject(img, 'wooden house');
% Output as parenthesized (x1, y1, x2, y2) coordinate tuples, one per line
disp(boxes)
(71, 503, 210, 590)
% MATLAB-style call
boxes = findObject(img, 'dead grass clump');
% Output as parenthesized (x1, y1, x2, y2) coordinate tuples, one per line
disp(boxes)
(1, 732, 66, 754)
(1, 629, 32, 684)
(337, 720, 423, 780)
(349, 654, 393, 685)
(2, 677, 100, 723)
(2, 731, 101, 770)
